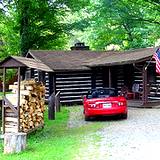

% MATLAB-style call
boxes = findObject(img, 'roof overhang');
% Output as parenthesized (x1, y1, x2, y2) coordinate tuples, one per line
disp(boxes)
(85, 47, 156, 67)
(0, 56, 53, 72)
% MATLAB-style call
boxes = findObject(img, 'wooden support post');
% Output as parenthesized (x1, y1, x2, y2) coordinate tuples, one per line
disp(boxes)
(109, 67, 112, 88)
(17, 67, 21, 132)
(91, 70, 96, 89)
(142, 66, 148, 105)
(48, 72, 55, 96)
(4, 132, 27, 154)
(2, 67, 6, 134)
(55, 91, 60, 112)
(48, 92, 55, 120)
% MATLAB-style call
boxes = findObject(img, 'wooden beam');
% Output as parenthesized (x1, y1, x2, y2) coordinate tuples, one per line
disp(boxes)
(109, 67, 112, 88)
(91, 70, 96, 89)
(3, 68, 6, 97)
(2, 67, 6, 134)
(17, 67, 21, 132)
(142, 65, 148, 105)
(3, 97, 18, 115)
(48, 72, 55, 96)
(48, 92, 55, 120)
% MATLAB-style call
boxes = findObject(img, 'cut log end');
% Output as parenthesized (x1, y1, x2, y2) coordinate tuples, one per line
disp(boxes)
(4, 133, 27, 154)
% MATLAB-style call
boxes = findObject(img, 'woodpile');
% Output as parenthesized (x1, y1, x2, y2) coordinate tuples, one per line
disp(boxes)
(5, 79, 45, 133)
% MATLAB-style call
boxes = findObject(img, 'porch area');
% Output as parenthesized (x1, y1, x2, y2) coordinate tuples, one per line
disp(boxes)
(127, 99, 160, 108)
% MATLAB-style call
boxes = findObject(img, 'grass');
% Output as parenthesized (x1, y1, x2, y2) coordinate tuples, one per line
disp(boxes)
(0, 106, 105, 160)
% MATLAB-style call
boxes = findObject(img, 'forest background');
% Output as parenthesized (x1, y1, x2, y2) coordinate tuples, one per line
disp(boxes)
(0, 0, 159, 59)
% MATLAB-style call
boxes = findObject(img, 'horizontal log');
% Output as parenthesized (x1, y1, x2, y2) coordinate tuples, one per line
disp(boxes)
(56, 77, 91, 80)
(60, 99, 82, 103)
(5, 124, 18, 128)
(56, 80, 92, 84)
(57, 87, 91, 91)
(5, 112, 17, 117)
(5, 127, 18, 133)
(5, 121, 17, 125)
(56, 83, 91, 88)
(56, 72, 92, 76)
(5, 117, 18, 123)
(5, 108, 14, 113)
(60, 91, 88, 95)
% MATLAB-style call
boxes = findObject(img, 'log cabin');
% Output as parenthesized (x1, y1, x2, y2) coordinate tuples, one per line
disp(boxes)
(0, 43, 159, 106)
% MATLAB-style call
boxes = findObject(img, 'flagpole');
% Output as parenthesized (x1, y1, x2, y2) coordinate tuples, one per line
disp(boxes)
(145, 48, 160, 71)
(145, 56, 153, 70)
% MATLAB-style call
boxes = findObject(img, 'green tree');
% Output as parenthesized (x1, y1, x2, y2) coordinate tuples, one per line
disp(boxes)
(0, 0, 91, 57)
(70, 0, 160, 50)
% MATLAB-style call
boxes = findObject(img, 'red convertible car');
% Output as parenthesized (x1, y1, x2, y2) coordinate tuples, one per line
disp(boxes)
(83, 88, 128, 121)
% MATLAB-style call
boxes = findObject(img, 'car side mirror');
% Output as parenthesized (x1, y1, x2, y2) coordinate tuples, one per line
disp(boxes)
(82, 95, 87, 101)
(83, 95, 86, 99)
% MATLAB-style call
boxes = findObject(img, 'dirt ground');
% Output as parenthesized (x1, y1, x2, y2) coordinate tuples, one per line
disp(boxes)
(68, 107, 160, 160)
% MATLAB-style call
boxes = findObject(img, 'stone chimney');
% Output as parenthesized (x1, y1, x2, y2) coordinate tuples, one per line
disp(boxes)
(70, 42, 89, 50)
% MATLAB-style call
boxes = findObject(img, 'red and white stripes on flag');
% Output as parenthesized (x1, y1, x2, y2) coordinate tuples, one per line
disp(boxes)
(153, 48, 160, 74)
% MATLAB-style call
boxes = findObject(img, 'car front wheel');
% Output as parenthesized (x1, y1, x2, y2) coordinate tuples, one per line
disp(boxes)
(85, 115, 91, 121)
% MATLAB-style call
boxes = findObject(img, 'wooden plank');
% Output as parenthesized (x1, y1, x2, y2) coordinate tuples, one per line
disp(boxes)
(17, 67, 21, 132)
(56, 80, 91, 84)
(5, 117, 18, 123)
(5, 121, 18, 125)
(5, 112, 17, 117)
(56, 83, 92, 88)
(3, 67, 6, 97)
(2, 67, 6, 134)
(56, 76, 91, 80)
(5, 124, 18, 128)
(5, 127, 18, 133)
(48, 92, 55, 120)
(142, 65, 148, 104)
(5, 108, 14, 113)
(4, 97, 18, 115)
(109, 67, 112, 88)
(2, 101, 5, 134)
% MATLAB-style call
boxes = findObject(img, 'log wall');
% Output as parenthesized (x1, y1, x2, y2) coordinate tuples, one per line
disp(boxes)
(55, 71, 103, 104)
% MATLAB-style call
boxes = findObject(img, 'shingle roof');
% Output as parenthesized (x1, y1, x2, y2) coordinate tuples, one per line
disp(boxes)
(0, 56, 53, 72)
(85, 47, 155, 67)
(28, 50, 110, 71)
(28, 48, 156, 71)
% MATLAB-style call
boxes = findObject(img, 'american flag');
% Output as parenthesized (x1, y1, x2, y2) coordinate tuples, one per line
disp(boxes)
(153, 48, 160, 74)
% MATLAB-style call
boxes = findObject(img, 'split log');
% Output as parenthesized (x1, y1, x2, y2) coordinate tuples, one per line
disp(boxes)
(4, 133, 27, 154)
(6, 79, 45, 133)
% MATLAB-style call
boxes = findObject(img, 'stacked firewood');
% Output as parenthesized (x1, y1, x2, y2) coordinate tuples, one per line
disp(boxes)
(8, 80, 45, 133)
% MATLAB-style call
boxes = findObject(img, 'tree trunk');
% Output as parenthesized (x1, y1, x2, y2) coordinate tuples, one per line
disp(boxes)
(4, 132, 27, 154)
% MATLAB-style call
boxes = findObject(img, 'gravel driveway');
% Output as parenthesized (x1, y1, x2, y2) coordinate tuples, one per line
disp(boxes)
(69, 107, 160, 160)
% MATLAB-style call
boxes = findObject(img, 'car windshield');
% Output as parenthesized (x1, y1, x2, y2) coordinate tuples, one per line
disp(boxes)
(86, 89, 117, 99)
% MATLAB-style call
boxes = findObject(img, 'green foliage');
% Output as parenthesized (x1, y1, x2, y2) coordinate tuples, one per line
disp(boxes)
(0, 0, 91, 57)
(70, 0, 160, 50)
(0, 0, 159, 58)
(0, 9, 20, 60)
